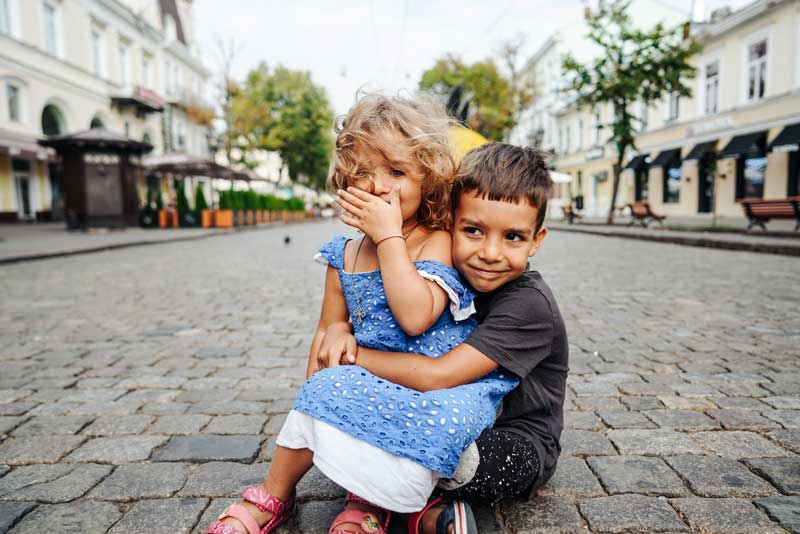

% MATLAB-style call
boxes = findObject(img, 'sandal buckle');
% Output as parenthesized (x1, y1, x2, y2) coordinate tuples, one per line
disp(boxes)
(360, 513, 381, 534)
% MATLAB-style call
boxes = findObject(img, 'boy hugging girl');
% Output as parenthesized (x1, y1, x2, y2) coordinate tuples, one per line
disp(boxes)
(207, 94, 568, 534)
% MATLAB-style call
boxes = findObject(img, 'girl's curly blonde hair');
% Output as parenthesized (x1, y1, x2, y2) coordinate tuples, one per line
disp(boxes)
(328, 93, 456, 231)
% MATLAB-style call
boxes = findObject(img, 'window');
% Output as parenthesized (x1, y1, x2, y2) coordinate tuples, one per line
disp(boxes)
(667, 91, 680, 121)
(142, 52, 152, 88)
(705, 60, 719, 114)
(42, 1, 59, 56)
(164, 59, 173, 95)
(0, 0, 10, 35)
(577, 119, 583, 150)
(565, 125, 571, 153)
(118, 41, 130, 87)
(6, 83, 20, 122)
(592, 108, 601, 146)
(558, 127, 563, 152)
(91, 28, 104, 77)
(664, 163, 681, 203)
(735, 135, 767, 200)
(640, 102, 648, 132)
(747, 39, 767, 101)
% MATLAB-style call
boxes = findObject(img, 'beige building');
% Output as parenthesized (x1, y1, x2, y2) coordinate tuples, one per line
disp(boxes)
(0, 0, 211, 221)
(545, 0, 800, 220)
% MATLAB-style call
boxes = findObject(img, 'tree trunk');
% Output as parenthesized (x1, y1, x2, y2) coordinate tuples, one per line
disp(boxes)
(606, 153, 624, 224)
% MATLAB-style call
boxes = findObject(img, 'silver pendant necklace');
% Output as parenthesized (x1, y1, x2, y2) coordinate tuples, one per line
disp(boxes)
(349, 224, 418, 326)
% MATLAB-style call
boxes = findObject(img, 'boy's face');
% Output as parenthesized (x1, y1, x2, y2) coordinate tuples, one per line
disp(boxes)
(452, 191, 547, 293)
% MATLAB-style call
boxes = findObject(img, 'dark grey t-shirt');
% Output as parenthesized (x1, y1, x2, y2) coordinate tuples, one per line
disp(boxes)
(464, 270, 568, 489)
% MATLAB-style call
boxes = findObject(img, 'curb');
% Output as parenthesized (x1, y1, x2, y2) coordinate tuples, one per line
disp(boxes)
(0, 220, 315, 266)
(549, 225, 800, 257)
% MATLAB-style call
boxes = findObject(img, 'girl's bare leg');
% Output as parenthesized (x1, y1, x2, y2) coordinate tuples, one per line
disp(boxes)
(218, 446, 313, 532)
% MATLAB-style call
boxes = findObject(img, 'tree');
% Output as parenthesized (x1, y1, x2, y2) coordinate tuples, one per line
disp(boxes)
(213, 36, 244, 165)
(229, 64, 334, 190)
(497, 35, 536, 142)
(562, 2, 701, 223)
(420, 56, 516, 141)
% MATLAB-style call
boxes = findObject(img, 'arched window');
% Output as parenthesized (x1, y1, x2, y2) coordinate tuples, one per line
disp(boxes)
(90, 115, 104, 129)
(41, 103, 65, 135)
(142, 132, 152, 145)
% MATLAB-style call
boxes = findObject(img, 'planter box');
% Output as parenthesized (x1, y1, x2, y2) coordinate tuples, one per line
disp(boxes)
(159, 209, 177, 228)
(215, 209, 233, 228)
(246, 210, 254, 225)
(139, 210, 159, 228)
(179, 211, 201, 228)
(201, 209, 214, 228)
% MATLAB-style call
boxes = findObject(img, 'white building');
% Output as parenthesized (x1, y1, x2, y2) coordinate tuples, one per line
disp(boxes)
(0, 0, 212, 221)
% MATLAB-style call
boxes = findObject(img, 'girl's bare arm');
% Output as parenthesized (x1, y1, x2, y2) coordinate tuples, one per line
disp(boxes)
(306, 265, 349, 378)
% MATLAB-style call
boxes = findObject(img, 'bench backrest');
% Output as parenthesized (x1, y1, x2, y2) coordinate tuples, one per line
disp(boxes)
(738, 198, 800, 219)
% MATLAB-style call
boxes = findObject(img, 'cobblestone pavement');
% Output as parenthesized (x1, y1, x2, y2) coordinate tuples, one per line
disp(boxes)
(1, 219, 798, 534)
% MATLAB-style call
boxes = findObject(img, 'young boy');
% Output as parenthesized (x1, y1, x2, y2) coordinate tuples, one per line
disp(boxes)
(321, 142, 568, 534)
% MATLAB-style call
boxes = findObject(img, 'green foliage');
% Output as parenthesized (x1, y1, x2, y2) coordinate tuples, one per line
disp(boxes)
(218, 190, 232, 210)
(176, 182, 190, 213)
(561, 1, 701, 222)
(286, 198, 305, 211)
(230, 64, 335, 190)
(194, 185, 208, 211)
(419, 56, 531, 141)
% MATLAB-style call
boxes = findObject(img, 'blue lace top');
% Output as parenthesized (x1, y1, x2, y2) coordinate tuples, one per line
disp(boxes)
(293, 236, 520, 476)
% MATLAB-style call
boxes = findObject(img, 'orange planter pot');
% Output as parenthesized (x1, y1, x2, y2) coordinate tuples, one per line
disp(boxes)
(158, 209, 177, 228)
(214, 210, 233, 228)
(201, 210, 214, 228)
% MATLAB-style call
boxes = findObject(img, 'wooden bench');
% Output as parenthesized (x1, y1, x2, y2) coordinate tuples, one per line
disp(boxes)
(562, 204, 583, 224)
(624, 201, 666, 227)
(737, 197, 800, 232)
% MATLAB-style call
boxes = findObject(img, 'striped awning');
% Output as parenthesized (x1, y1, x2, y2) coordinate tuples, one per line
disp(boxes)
(719, 131, 766, 158)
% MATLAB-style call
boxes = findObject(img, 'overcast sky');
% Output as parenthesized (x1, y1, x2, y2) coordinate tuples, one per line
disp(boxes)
(194, 0, 754, 116)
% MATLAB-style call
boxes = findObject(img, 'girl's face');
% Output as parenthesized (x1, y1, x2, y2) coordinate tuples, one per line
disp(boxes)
(350, 132, 424, 224)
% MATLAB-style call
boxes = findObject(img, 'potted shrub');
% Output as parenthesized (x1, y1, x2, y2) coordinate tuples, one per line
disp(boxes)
(215, 190, 234, 227)
(177, 182, 200, 227)
(195, 184, 213, 228)
(233, 190, 245, 226)
(288, 197, 305, 221)
(140, 180, 160, 228)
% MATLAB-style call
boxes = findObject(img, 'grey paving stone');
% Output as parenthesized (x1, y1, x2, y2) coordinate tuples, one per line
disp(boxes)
(763, 397, 800, 410)
(179, 461, 267, 497)
(297, 466, 348, 501)
(535, 456, 605, 498)
(142, 401, 191, 415)
(574, 397, 624, 412)
(0, 465, 8, 478)
(691, 431, 794, 459)
(193, 497, 237, 534)
(0, 418, 25, 436)
(754, 496, 800, 534)
(118, 389, 181, 403)
(578, 494, 688, 533)
(656, 395, 716, 411)
(769, 430, 800, 454)
(713, 397, 770, 410)
(607, 429, 705, 456)
(294, 499, 342, 534)
(205, 415, 267, 435)
(91, 462, 190, 501)
(9, 416, 93, 436)
(154, 435, 262, 463)
(620, 395, 663, 411)
(745, 458, 800, 495)
(81, 414, 154, 435)
(563, 411, 604, 431)
(707, 409, 781, 431)
(644, 410, 719, 431)
(497, 496, 585, 534)
(0, 502, 35, 533)
(0, 463, 112, 502)
(9, 499, 122, 534)
(665, 455, 778, 497)
(149, 415, 211, 435)
(559, 430, 616, 457)
(107, 497, 208, 534)
(597, 410, 656, 429)
(0, 404, 34, 417)
(671, 497, 784, 534)
(588, 455, 690, 496)
(186, 401, 269, 416)
(65, 435, 167, 463)
(0, 436, 85, 465)
(68, 400, 143, 416)
(763, 410, 800, 429)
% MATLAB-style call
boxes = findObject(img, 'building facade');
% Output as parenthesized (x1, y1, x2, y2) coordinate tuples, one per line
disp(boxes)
(519, 0, 800, 220)
(0, 0, 212, 221)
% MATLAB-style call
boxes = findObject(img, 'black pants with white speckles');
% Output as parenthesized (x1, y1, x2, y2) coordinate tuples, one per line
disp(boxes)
(433, 429, 540, 505)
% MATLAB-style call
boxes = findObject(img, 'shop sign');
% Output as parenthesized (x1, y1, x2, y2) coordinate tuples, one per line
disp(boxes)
(586, 146, 605, 160)
(688, 117, 734, 136)
(773, 144, 798, 153)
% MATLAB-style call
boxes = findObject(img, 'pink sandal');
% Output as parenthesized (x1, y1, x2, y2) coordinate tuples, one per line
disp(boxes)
(328, 492, 391, 534)
(206, 486, 296, 534)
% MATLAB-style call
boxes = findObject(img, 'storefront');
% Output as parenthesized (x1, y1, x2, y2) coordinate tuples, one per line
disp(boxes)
(768, 122, 800, 197)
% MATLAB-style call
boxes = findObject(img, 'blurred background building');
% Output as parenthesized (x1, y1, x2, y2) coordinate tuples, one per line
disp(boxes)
(0, 0, 213, 222)
(513, 0, 800, 221)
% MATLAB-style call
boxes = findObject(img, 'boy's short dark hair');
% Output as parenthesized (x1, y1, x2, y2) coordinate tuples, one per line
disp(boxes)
(452, 142, 553, 232)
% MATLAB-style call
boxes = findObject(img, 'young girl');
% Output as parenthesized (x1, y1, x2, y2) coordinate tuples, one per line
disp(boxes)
(206, 94, 518, 534)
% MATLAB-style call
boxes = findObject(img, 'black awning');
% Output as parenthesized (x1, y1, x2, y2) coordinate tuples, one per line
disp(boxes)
(768, 122, 800, 152)
(719, 131, 767, 158)
(624, 155, 649, 171)
(684, 141, 717, 161)
(650, 149, 681, 168)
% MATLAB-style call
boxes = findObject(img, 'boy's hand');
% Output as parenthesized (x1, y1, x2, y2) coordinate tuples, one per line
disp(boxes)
(315, 321, 357, 372)
(337, 186, 403, 243)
